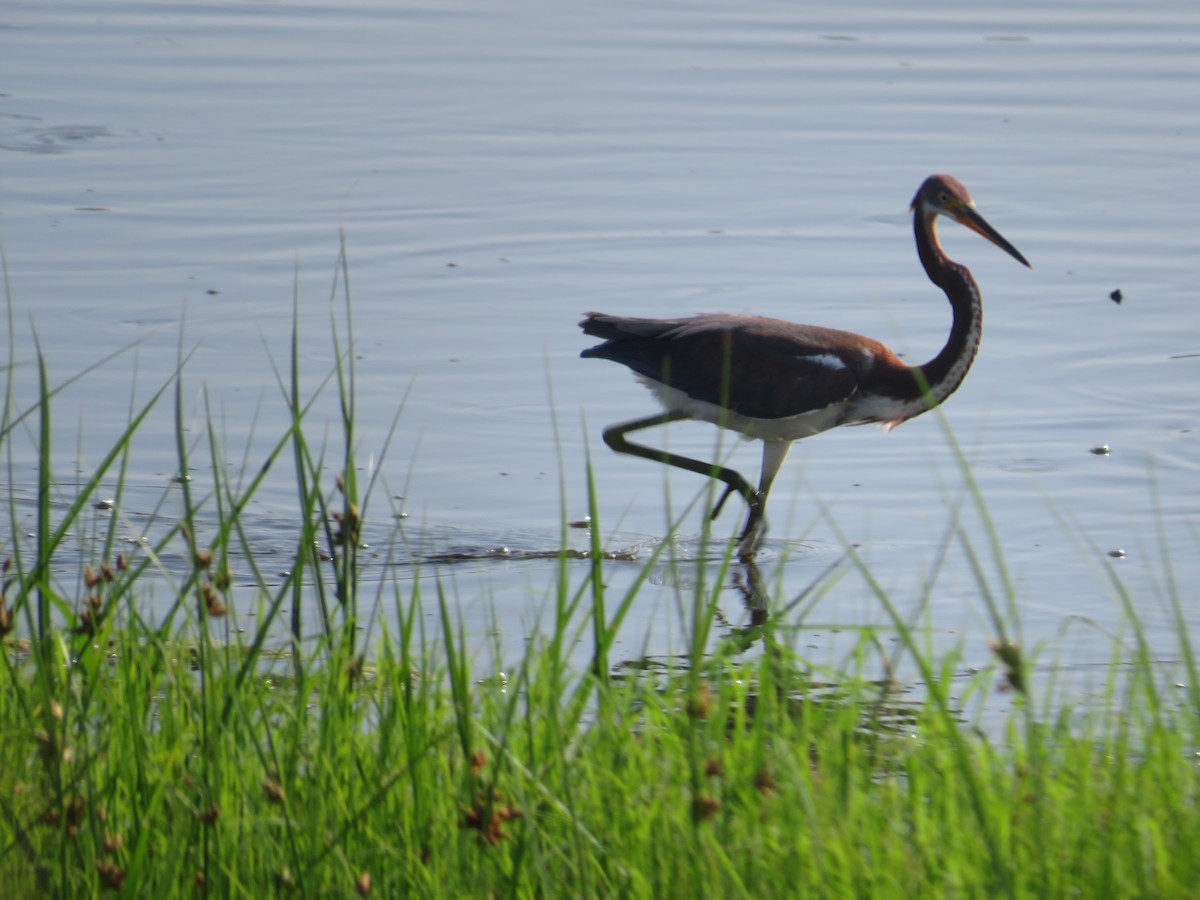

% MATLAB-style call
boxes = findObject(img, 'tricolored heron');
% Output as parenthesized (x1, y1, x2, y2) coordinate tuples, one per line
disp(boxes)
(580, 174, 1030, 558)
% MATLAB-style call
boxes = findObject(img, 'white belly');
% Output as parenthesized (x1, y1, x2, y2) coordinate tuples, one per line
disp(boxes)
(639, 379, 850, 442)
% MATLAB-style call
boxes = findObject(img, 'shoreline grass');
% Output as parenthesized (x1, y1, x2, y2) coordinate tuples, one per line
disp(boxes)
(1, 253, 1198, 897)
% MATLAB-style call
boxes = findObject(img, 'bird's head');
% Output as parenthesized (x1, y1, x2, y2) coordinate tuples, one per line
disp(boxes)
(912, 174, 1031, 268)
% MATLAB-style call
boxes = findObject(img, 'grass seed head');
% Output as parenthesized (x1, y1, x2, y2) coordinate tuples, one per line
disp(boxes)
(990, 639, 1027, 694)
(331, 504, 362, 546)
(0, 597, 10, 637)
(94, 858, 127, 889)
(460, 791, 523, 846)
(200, 584, 227, 617)
(35, 728, 60, 761)
(76, 600, 103, 637)
(693, 795, 721, 821)
(686, 683, 716, 720)
(197, 804, 220, 825)
(755, 769, 778, 796)
(470, 749, 487, 776)
(263, 778, 286, 805)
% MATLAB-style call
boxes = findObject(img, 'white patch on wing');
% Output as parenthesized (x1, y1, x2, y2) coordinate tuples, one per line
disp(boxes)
(799, 352, 847, 371)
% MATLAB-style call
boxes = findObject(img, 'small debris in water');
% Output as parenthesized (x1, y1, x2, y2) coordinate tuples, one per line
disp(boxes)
(428, 545, 638, 563)
(1109, 289, 1123, 304)
(94, 499, 115, 510)
(206, 288, 220, 295)
(568, 516, 592, 529)
(1089, 444, 1110, 456)
(394, 511, 409, 520)
(171, 474, 191, 483)
(1107, 548, 1126, 559)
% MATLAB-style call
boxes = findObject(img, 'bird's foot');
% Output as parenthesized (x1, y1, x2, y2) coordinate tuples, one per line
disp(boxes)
(736, 532, 764, 563)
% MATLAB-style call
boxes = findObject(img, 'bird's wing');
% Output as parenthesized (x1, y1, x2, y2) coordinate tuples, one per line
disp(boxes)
(580, 313, 873, 420)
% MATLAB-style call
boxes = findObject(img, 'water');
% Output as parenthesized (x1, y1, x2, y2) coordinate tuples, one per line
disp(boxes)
(2, 0, 1198, 702)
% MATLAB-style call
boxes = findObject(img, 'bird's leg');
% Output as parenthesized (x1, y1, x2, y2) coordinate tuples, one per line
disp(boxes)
(601, 411, 760, 525)
(734, 556, 770, 628)
(709, 483, 740, 519)
(734, 440, 793, 560)
(735, 504, 766, 562)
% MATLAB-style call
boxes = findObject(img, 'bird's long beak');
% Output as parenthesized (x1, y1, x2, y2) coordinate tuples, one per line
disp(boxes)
(954, 204, 1031, 268)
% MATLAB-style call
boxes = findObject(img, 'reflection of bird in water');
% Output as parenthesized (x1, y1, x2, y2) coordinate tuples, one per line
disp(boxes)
(581, 174, 1030, 559)
(733, 558, 770, 629)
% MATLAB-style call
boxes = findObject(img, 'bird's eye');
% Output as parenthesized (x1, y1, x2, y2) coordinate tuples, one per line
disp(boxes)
(938, 192, 951, 205)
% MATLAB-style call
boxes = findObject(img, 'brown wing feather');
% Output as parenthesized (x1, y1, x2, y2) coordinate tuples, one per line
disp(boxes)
(580, 312, 888, 420)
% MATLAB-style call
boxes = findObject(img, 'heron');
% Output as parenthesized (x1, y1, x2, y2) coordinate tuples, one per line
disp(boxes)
(579, 174, 1030, 558)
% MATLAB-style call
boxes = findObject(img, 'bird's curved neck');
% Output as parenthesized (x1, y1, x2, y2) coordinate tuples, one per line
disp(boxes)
(908, 212, 983, 408)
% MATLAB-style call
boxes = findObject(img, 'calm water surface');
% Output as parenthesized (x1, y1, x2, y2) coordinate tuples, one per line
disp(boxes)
(2, 0, 1198, 707)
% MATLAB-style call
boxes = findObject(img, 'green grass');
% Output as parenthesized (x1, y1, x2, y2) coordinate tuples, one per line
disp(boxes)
(0, 249, 1198, 897)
